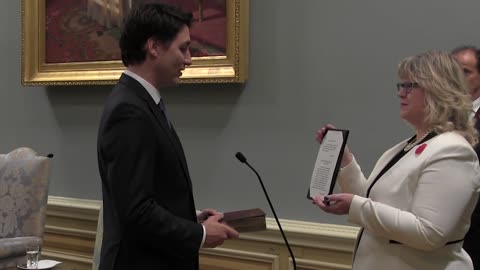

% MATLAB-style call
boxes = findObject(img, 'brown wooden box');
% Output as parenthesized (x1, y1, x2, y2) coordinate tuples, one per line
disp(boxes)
(221, 208, 266, 233)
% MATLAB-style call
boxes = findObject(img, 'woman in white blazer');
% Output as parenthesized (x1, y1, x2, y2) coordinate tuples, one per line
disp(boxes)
(314, 50, 480, 270)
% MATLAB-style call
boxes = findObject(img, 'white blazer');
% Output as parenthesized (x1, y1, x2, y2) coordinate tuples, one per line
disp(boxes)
(339, 132, 480, 270)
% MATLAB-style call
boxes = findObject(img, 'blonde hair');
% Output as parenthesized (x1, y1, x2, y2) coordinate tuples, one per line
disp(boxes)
(398, 50, 478, 146)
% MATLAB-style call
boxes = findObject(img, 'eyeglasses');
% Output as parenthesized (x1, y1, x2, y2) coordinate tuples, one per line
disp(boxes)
(396, 82, 420, 94)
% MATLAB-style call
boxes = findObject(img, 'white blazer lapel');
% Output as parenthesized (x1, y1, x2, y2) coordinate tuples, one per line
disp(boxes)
(368, 139, 410, 185)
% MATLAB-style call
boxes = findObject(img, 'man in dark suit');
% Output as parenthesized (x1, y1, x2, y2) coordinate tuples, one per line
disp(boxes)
(97, 3, 238, 270)
(453, 45, 480, 269)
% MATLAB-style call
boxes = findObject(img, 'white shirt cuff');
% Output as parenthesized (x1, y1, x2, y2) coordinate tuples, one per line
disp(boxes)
(200, 224, 206, 248)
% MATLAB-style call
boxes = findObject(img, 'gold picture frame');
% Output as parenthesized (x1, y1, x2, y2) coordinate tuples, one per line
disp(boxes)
(22, 0, 249, 86)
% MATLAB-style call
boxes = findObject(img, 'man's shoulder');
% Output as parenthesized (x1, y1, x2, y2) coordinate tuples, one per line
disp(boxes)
(100, 83, 150, 125)
(107, 77, 147, 107)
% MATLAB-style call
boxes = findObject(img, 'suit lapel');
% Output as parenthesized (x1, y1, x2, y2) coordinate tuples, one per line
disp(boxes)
(149, 102, 193, 187)
(368, 140, 408, 184)
(146, 98, 194, 189)
(149, 103, 197, 220)
(119, 74, 193, 189)
(119, 74, 177, 144)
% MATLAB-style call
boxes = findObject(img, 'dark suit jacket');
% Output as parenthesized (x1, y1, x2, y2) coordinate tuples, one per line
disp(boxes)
(464, 110, 480, 269)
(97, 74, 203, 270)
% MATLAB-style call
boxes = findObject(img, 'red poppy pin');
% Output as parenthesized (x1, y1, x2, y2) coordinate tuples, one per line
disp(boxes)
(415, 143, 427, 155)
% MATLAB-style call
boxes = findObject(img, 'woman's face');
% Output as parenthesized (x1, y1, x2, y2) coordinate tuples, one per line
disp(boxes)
(397, 79, 427, 128)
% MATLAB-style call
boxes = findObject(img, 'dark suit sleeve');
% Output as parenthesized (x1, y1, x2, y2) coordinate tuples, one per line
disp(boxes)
(100, 104, 203, 256)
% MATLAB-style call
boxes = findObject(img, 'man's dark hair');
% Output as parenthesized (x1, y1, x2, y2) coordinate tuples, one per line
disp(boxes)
(452, 45, 480, 73)
(119, 3, 193, 66)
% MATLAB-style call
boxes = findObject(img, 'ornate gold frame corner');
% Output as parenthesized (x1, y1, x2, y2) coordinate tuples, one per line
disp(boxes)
(22, 0, 249, 86)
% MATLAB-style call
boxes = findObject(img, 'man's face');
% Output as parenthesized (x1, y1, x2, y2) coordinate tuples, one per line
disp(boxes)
(454, 50, 480, 100)
(153, 25, 192, 87)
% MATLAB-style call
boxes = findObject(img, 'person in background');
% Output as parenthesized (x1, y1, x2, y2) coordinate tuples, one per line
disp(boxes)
(97, 3, 238, 270)
(314, 50, 480, 270)
(453, 45, 480, 269)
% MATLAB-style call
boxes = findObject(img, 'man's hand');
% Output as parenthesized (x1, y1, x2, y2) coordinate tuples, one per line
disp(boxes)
(197, 208, 222, 223)
(202, 214, 239, 248)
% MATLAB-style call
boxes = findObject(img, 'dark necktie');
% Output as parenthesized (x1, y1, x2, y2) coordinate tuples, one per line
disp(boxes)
(158, 99, 172, 129)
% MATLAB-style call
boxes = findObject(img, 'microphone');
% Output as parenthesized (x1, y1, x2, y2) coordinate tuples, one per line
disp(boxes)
(235, 152, 247, 163)
(46, 154, 54, 158)
(235, 152, 297, 270)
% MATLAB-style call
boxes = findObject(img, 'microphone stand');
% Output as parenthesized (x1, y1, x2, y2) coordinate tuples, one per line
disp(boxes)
(236, 153, 297, 270)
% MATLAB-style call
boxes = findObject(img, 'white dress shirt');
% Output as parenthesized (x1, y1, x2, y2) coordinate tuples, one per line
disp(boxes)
(472, 97, 480, 119)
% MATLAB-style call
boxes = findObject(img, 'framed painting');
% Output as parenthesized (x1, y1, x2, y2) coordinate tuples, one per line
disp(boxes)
(22, 0, 249, 85)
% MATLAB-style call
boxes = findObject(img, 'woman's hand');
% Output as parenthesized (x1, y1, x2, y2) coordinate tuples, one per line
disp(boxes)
(316, 124, 353, 168)
(313, 193, 354, 215)
(315, 124, 336, 144)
